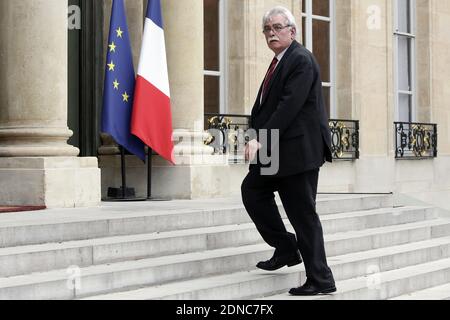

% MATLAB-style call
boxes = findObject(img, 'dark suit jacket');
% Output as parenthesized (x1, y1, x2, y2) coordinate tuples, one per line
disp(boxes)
(250, 40, 332, 177)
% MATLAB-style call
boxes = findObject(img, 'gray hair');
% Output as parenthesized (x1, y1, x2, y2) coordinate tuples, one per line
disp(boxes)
(262, 6, 297, 30)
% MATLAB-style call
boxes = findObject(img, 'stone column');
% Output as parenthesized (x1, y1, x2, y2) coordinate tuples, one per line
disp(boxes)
(335, 0, 353, 119)
(0, 0, 79, 157)
(0, 0, 100, 207)
(338, 0, 394, 193)
(430, 0, 450, 155)
(163, 0, 204, 134)
(162, 0, 216, 158)
(416, 0, 432, 123)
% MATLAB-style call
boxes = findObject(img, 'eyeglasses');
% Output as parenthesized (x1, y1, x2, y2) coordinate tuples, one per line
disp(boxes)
(262, 24, 291, 34)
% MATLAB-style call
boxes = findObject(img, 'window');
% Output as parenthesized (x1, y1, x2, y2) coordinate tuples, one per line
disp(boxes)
(301, 0, 336, 118)
(204, 0, 227, 115)
(394, 0, 416, 122)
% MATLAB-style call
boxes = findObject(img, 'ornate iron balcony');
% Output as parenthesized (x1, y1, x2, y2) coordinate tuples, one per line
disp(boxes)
(329, 119, 360, 161)
(204, 114, 251, 164)
(204, 114, 360, 163)
(395, 122, 438, 159)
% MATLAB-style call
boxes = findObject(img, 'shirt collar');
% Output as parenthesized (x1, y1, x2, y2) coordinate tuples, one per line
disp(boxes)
(275, 46, 289, 62)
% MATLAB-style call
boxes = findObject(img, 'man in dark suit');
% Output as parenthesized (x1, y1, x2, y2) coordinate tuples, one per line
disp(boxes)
(241, 6, 336, 296)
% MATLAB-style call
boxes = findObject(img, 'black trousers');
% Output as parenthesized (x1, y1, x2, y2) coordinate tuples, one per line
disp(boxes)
(241, 168, 334, 286)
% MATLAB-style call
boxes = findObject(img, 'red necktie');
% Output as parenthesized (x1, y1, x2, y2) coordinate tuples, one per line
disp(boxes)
(261, 57, 278, 100)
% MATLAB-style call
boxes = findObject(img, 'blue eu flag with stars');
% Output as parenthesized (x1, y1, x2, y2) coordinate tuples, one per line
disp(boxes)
(102, 0, 145, 161)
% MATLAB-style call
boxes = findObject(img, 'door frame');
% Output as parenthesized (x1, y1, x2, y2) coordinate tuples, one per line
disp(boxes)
(68, 0, 104, 157)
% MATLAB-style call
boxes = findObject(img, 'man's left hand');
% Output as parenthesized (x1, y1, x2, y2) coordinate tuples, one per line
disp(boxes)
(245, 139, 262, 163)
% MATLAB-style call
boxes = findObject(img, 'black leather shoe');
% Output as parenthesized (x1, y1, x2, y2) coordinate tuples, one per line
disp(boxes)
(289, 280, 336, 296)
(256, 251, 302, 271)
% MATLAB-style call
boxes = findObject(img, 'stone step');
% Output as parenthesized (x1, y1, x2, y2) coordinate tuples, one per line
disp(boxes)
(320, 206, 435, 234)
(270, 257, 450, 300)
(1, 220, 449, 300)
(0, 207, 437, 277)
(82, 236, 450, 300)
(0, 194, 393, 248)
(323, 218, 450, 257)
(389, 283, 450, 300)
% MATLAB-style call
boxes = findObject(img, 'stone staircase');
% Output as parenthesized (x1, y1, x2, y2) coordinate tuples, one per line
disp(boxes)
(0, 194, 449, 300)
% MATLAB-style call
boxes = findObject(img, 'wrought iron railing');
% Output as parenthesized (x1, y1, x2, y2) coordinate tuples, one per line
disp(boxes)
(204, 114, 251, 164)
(395, 122, 438, 159)
(329, 119, 360, 160)
(204, 114, 360, 163)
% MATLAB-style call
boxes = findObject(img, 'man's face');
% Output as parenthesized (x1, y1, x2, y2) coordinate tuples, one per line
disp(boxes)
(263, 14, 295, 55)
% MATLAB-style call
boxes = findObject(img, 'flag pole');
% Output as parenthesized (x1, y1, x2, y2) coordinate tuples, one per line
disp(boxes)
(147, 147, 152, 199)
(106, 145, 135, 200)
(105, 145, 146, 201)
(120, 146, 127, 198)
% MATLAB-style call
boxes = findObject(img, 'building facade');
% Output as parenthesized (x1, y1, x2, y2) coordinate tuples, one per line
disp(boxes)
(0, 0, 449, 210)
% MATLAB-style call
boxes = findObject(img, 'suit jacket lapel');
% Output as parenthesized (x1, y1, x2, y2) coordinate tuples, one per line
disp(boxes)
(258, 41, 299, 108)
(259, 62, 282, 106)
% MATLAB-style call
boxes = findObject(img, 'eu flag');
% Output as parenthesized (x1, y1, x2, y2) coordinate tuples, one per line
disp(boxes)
(101, 0, 145, 161)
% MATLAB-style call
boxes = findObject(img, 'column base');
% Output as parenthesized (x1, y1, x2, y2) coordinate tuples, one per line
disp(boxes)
(0, 127, 80, 157)
(0, 157, 101, 208)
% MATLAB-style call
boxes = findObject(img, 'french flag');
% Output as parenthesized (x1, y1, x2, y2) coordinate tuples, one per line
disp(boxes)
(131, 0, 175, 165)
